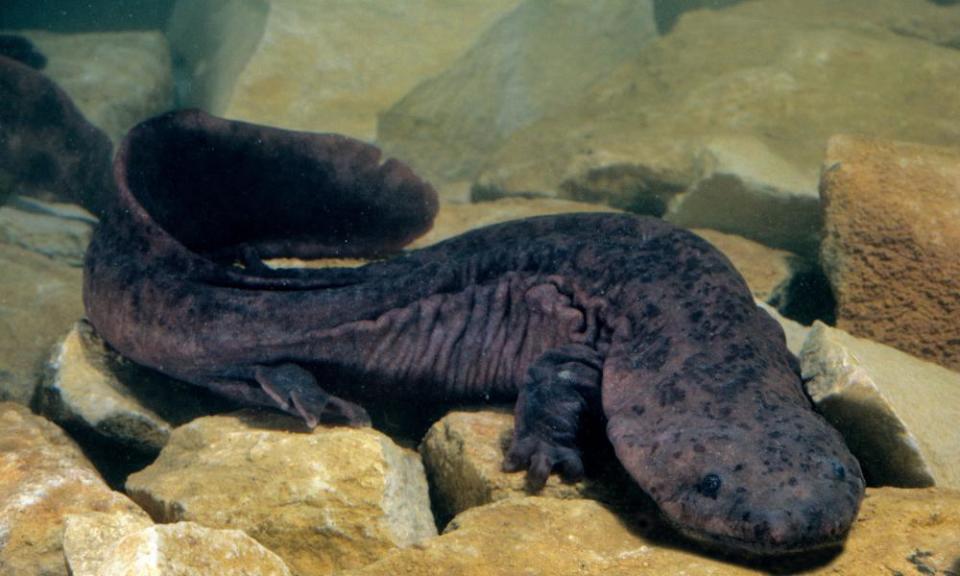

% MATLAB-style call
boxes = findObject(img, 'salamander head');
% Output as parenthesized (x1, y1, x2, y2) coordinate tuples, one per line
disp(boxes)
(608, 407, 865, 556)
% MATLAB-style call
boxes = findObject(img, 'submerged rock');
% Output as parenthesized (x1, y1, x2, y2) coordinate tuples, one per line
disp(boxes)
(420, 410, 652, 528)
(94, 522, 293, 576)
(475, 0, 960, 257)
(343, 488, 960, 575)
(36, 320, 230, 456)
(378, 0, 657, 191)
(801, 322, 960, 489)
(0, 197, 95, 265)
(420, 411, 591, 523)
(167, 0, 522, 140)
(412, 198, 618, 245)
(756, 301, 810, 357)
(820, 135, 960, 372)
(125, 411, 436, 576)
(62, 511, 154, 576)
(0, 403, 147, 576)
(0, 244, 83, 405)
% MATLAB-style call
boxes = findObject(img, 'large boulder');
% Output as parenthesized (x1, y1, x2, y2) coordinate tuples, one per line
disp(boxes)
(167, 0, 523, 140)
(125, 412, 436, 576)
(378, 0, 657, 195)
(820, 135, 960, 372)
(475, 0, 960, 257)
(0, 403, 147, 576)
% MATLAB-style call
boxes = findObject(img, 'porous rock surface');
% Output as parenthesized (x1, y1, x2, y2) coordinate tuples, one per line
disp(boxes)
(801, 322, 960, 489)
(0, 403, 147, 576)
(95, 522, 292, 576)
(62, 511, 154, 576)
(342, 489, 960, 576)
(167, 0, 523, 140)
(125, 411, 436, 576)
(475, 0, 960, 256)
(820, 135, 960, 372)
(378, 0, 657, 190)
(0, 244, 83, 404)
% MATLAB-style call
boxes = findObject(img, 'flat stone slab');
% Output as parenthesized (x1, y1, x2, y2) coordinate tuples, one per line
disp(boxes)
(801, 322, 960, 489)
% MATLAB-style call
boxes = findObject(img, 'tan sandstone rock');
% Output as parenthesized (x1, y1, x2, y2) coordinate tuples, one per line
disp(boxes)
(343, 488, 960, 575)
(21, 30, 174, 144)
(125, 411, 436, 576)
(62, 511, 154, 576)
(800, 322, 960, 489)
(420, 411, 594, 523)
(820, 135, 960, 372)
(0, 403, 147, 576)
(97, 522, 292, 576)
(476, 0, 960, 257)
(0, 244, 83, 404)
(167, 0, 522, 140)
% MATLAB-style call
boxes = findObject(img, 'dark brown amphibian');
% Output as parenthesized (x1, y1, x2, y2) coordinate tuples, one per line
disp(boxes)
(84, 110, 864, 556)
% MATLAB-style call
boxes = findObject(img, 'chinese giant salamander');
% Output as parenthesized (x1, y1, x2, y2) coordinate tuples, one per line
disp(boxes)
(83, 110, 864, 556)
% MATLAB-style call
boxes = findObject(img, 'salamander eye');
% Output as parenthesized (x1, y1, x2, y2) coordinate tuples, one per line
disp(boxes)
(832, 462, 846, 481)
(697, 473, 722, 499)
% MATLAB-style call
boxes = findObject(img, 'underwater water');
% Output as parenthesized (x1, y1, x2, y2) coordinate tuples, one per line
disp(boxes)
(1, 1, 959, 575)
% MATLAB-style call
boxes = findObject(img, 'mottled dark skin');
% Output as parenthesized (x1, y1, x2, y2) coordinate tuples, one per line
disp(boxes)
(0, 35, 47, 70)
(0, 55, 114, 214)
(84, 110, 864, 557)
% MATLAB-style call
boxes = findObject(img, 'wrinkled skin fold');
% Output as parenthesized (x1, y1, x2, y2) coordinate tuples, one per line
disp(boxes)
(84, 110, 864, 557)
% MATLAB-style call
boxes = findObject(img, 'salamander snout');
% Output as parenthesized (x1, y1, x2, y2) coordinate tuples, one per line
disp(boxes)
(640, 420, 865, 556)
